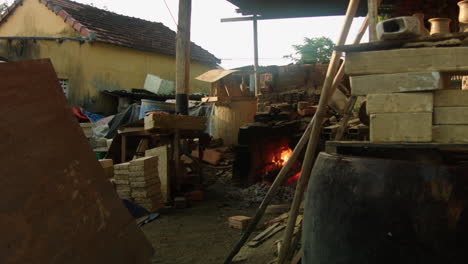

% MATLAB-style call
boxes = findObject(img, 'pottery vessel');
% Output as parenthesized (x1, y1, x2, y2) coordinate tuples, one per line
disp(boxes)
(428, 18, 451, 36)
(458, 0, 468, 23)
(413, 13, 430, 36)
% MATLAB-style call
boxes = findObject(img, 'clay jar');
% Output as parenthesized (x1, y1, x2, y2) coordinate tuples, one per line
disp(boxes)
(428, 18, 451, 36)
(413, 13, 430, 36)
(458, 0, 468, 23)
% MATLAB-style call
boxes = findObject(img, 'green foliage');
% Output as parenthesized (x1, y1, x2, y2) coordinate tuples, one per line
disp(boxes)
(288, 36, 335, 64)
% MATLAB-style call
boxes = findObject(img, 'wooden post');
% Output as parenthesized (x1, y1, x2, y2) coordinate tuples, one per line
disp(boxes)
(176, 0, 192, 115)
(277, 0, 362, 263)
(253, 14, 260, 96)
(368, 0, 378, 41)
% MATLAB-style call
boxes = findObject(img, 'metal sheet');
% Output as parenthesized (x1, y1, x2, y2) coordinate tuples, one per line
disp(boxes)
(195, 69, 239, 83)
(0, 59, 153, 264)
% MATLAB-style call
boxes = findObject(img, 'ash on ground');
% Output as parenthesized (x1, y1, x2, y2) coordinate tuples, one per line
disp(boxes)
(203, 164, 296, 207)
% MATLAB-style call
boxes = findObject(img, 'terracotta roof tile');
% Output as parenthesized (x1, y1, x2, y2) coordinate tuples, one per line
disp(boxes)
(2, 0, 220, 64)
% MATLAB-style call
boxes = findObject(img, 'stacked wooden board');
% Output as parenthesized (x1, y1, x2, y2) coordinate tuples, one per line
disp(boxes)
(114, 162, 131, 199)
(346, 46, 468, 143)
(129, 156, 164, 212)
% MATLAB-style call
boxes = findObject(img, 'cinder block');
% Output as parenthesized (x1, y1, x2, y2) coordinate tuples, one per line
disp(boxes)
(370, 113, 432, 142)
(433, 125, 468, 143)
(434, 107, 468, 125)
(367, 93, 433, 114)
(434, 90, 468, 107)
(350, 72, 443, 95)
(376, 16, 421, 40)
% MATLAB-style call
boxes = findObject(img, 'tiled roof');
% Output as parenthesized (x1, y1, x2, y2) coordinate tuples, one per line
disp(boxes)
(1, 0, 220, 65)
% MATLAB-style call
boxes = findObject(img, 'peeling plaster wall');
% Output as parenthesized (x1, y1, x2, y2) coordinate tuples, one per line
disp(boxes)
(0, 0, 214, 114)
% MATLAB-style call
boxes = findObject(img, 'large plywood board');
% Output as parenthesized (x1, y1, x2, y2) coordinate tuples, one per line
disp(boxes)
(351, 72, 443, 95)
(367, 93, 433, 114)
(346, 47, 468, 75)
(0, 60, 153, 264)
(370, 113, 432, 142)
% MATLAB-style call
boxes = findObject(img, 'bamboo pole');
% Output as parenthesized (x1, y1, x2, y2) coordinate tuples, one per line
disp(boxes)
(368, 0, 378, 41)
(277, 1, 362, 263)
(335, 96, 358, 140)
(253, 14, 260, 96)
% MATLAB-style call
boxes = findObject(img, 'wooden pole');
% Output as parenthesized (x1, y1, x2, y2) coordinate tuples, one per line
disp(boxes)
(253, 14, 260, 96)
(277, 1, 362, 263)
(368, 0, 378, 41)
(175, 0, 192, 115)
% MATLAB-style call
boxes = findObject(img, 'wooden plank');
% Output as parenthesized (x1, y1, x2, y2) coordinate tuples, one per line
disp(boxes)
(145, 146, 170, 203)
(345, 47, 468, 76)
(434, 107, 468, 125)
(366, 93, 433, 114)
(434, 90, 468, 107)
(351, 72, 444, 95)
(367, 0, 378, 41)
(144, 114, 206, 131)
(0, 59, 153, 264)
(251, 222, 281, 242)
(248, 224, 285, 248)
(433, 125, 468, 143)
(370, 113, 432, 142)
(336, 32, 468, 52)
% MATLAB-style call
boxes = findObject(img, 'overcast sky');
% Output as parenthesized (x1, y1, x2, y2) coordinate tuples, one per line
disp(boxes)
(3, 0, 367, 68)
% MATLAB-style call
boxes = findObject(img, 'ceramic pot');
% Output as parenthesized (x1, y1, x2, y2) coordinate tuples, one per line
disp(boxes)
(428, 18, 451, 36)
(458, 0, 468, 23)
(413, 13, 430, 36)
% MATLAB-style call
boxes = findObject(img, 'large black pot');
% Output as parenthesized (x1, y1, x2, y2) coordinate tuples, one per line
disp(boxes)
(303, 152, 468, 264)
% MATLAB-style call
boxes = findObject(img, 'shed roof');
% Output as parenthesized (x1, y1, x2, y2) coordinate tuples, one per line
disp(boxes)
(1, 0, 220, 65)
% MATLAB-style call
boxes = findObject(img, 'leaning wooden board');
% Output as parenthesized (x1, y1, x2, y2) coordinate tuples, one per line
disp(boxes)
(345, 47, 468, 75)
(0, 59, 153, 264)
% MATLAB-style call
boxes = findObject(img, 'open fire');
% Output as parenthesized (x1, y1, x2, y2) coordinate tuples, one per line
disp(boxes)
(260, 145, 301, 185)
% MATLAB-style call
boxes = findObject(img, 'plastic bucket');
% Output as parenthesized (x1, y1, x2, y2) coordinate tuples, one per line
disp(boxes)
(139, 99, 175, 119)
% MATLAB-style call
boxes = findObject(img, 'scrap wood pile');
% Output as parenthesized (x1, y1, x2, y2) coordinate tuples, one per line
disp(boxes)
(228, 205, 304, 264)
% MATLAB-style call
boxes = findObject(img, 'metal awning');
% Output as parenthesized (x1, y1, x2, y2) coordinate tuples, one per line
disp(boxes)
(226, 0, 395, 19)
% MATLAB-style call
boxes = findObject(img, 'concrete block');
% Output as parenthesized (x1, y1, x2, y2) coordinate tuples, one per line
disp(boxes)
(370, 113, 432, 142)
(434, 90, 468, 107)
(351, 72, 443, 95)
(434, 107, 468, 125)
(377, 16, 421, 40)
(433, 125, 468, 143)
(367, 93, 433, 114)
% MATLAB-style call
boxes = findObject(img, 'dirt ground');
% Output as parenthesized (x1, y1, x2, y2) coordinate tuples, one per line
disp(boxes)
(141, 190, 281, 264)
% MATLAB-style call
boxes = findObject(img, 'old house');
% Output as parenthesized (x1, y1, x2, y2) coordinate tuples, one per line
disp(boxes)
(0, 0, 220, 112)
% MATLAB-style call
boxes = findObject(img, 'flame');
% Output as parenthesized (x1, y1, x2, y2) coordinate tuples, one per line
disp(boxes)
(272, 147, 293, 167)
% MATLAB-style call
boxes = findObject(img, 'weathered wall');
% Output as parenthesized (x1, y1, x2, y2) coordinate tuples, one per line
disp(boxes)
(0, 0, 214, 113)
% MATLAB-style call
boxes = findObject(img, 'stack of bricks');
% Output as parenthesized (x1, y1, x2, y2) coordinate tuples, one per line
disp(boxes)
(128, 156, 164, 212)
(349, 71, 456, 143)
(433, 90, 468, 143)
(113, 162, 131, 199)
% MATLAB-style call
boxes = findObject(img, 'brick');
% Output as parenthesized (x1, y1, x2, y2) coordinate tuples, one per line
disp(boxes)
(130, 179, 160, 188)
(114, 162, 130, 170)
(434, 107, 468, 125)
(370, 113, 432, 142)
(114, 179, 130, 185)
(434, 90, 468, 107)
(128, 169, 158, 177)
(131, 186, 162, 198)
(228, 216, 252, 230)
(433, 125, 468, 143)
(174, 197, 188, 209)
(366, 93, 433, 114)
(350, 72, 443, 95)
(115, 185, 131, 192)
